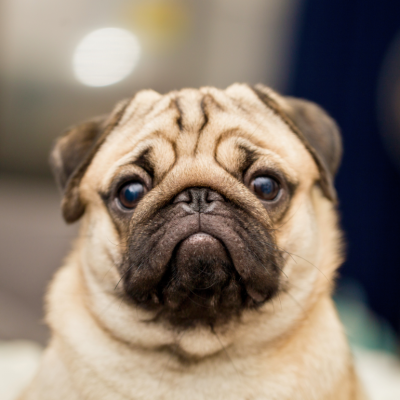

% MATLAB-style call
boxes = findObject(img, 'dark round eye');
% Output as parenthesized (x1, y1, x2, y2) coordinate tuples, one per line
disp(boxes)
(118, 182, 145, 209)
(251, 176, 280, 201)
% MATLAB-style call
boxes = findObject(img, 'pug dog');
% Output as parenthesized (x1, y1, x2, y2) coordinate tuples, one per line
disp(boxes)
(20, 84, 366, 400)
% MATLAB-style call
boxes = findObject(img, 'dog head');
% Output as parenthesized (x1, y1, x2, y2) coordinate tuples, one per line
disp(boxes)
(50, 84, 342, 353)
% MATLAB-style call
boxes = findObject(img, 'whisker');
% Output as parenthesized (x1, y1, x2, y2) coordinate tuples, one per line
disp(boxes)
(114, 264, 133, 290)
(264, 240, 329, 282)
(96, 293, 125, 318)
(211, 326, 240, 375)
(194, 280, 222, 290)
(157, 331, 186, 388)
(288, 252, 329, 281)
(268, 202, 303, 232)
(185, 290, 213, 308)
(285, 291, 305, 313)
(278, 292, 283, 311)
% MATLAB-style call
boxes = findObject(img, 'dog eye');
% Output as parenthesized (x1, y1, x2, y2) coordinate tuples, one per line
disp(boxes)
(251, 176, 280, 201)
(118, 182, 145, 209)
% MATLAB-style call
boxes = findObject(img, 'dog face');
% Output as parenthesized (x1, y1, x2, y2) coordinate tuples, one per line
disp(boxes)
(51, 84, 342, 347)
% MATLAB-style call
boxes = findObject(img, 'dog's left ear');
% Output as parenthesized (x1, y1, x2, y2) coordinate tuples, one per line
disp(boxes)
(50, 99, 130, 223)
(252, 84, 342, 203)
(282, 96, 342, 178)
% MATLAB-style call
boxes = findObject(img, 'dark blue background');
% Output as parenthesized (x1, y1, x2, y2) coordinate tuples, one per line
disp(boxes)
(288, 0, 400, 333)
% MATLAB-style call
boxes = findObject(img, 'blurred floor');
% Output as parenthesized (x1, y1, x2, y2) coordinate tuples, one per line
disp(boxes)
(0, 174, 78, 344)
(0, 340, 43, 400)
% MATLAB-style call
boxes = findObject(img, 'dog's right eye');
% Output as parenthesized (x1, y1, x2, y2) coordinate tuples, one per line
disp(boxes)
(117, 182, 146, 209)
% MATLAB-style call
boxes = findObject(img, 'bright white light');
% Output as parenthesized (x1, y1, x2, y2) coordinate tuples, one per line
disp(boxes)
(73, 28, 141, 87)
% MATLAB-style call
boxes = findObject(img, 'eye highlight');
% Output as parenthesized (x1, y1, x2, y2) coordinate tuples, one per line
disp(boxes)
(118, 182, 146, 209)
(251, 176, 280, 201)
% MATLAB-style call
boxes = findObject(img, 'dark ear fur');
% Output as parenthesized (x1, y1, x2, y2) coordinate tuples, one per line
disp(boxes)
(50, 117, 107, 191)
(283, 97, 342, 178)
(252, 84, 342, 203)
(50, 99, 130, 223)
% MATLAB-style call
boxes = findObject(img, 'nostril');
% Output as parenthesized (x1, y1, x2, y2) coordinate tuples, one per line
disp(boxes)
(173, 190, 192, 204)
(206, 190, 224, 203)
(173, 187, 224, 211)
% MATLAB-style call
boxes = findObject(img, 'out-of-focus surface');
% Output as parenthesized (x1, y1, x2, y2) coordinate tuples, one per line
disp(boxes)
(0, 340, 43, 400)
(0, 175, 78, 344)
(289, 0, 400, 339)
(354, 348, 400, 400)
(0, 0, 299, 176)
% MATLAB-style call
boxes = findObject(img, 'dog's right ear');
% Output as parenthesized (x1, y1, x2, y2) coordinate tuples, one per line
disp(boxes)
(50, 99, 130, 223)
(50, 117, 107, 191)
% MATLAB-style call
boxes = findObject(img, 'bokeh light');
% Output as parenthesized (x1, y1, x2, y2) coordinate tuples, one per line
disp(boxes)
(72, 28, 141, 87)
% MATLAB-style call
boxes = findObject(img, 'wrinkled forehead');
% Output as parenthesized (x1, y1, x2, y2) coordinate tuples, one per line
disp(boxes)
(85, 84, 317, 188)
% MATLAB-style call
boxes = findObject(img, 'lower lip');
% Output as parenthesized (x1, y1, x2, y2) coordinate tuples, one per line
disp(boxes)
(175, 232, 229, 262)
(183, 232, 218, 245)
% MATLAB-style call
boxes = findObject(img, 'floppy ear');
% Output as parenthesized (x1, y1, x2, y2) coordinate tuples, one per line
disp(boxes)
(282, 97, 342, 178)
(50, 117, 107, 191)
(50, 99, 130, 223)
(252, 84, 342, 203)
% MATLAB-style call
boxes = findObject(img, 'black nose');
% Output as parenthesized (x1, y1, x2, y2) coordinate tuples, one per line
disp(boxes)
(173, 187, 224, 213)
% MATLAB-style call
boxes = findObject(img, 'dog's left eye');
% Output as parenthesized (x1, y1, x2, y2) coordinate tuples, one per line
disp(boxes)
(251, 176, 280, 201)
(118, 182, 145, 209)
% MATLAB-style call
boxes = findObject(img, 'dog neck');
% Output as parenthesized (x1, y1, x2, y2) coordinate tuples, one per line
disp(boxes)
(39, 257, 361, 400)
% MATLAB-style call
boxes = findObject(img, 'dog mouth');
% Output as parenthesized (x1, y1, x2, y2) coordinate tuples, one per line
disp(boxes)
(170, 233, 231, 285)
(121, 188, 282, 328)
(158, 232, 243, 327)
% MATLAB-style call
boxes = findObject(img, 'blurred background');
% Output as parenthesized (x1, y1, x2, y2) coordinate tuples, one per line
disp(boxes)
(1, 0, 400, 399)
